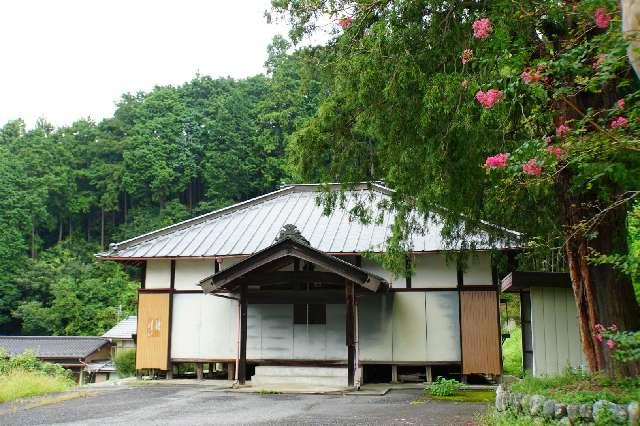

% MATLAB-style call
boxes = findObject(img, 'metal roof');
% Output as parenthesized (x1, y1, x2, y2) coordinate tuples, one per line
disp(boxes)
(0, 336, 109, 360)
(98, 183, 518, 260)
(102, 316, 137, 340)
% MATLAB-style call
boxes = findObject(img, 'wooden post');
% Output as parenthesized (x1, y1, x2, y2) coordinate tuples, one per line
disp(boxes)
(196, 363, 203, 381)
(166, 364, 173, 379)
(425, 366, 432, 383)
(391, 365, 398, 383)
(238, 283, 247, 385)
(345, 281, 356, 387)
(227, 362, 235, 381)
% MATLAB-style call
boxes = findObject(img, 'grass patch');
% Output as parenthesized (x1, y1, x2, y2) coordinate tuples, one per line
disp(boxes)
(509, 370, 640, 404)
(502, 327, 523, 377)
(255, 389, 282, 394)
(417, 389, 495, 403)
(477, 407, 553, 426)
(0, 370, 74, 403)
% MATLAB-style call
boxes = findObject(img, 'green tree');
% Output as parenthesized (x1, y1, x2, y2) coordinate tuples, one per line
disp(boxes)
(273, 0, 640, 375)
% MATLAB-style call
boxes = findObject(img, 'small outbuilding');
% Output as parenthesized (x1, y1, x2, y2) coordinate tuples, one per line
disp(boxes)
(0, 336, 111, 383)
(501, 271, 586, 376)
(102, 315, 137, 357)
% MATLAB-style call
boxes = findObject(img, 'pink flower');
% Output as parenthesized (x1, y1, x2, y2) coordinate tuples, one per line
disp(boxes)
(475, 89, 503, 108)
(545, 145, 566, 160)
(461, 79, 468, 88)
(472, 18, 492, 39)
(606, 339, 616, 349)
(521, 68, 542, 84)
(594, 333, 603, 342)
(616, 99, 625, 109)
(461, 49, 473, 64)
(594, 8, 611, 29)
(543, 135, 553, 144)
(610, 323, 619, 332)
(611, 116, 629, 129)
(338, 16, 352, 29)
(556, 123, 571, 138)
(485, 153, 508, 168)
(594, 323, 605, 332)
(522, 159, 542, 176)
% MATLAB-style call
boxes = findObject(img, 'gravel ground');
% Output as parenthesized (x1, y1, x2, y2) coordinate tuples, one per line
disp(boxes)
(0, 386, 487, 425)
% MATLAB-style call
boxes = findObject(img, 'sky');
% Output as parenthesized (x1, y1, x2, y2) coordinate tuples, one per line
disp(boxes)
(0, 0, 298, 128)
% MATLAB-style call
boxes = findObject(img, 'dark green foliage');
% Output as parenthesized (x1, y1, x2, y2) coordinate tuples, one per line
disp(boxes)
(114, 349, 136, 378)
(0, 42, 327, 335)
(429, 377, 463, 397)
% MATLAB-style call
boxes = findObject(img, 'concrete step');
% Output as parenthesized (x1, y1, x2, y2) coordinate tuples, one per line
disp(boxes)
(251, 366, 348, 388)
(254, 366, 347, 378)
(251, 375, 348, 388)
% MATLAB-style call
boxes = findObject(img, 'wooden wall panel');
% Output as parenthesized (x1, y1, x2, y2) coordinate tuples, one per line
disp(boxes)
(460, 291, 501, 374)
(136, 293, 170, 370)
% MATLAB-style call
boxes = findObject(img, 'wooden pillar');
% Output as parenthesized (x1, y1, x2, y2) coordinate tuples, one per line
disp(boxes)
(345, 281, 356, 387)
(196, 363, 204, 381)
(238, 283, 247, 385)
(425, 366, 432, 383)
(227, 362, 236, 381)
(166, 364, 173, 379)
(391, 365, 398, 383)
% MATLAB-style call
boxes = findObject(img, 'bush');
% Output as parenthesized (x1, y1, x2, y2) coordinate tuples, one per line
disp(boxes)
(429, 376, 462, 397)
(114, 349, 136, 377)
(0, 350, 70, 379)
(502, 327, 523, 377)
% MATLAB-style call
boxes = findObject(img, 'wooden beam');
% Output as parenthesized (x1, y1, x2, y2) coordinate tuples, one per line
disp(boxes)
(238, 283, 247, 385)
(501, 271, 571, 293)
(345, 280, 356, 387)
(166, 260, 175, 377)
(238, 271, 345, 286)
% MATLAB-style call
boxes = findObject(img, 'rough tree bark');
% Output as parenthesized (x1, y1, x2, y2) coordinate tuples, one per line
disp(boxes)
(557, 169, 640, 376)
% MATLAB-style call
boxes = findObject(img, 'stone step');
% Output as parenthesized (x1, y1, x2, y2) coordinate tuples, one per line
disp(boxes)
(251, 374, 348, 388)
(254, 366, 347, 378)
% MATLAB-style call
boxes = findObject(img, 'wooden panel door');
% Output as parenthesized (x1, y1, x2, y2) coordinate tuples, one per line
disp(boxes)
(460, 291, 501, 375)
(136, 292, 170, 370)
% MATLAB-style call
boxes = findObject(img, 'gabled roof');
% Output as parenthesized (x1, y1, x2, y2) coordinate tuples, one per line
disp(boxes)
(97, 183, 519, 260)
(199, 237, 388, 293)
(102, 316, 137, 340)
(0, 336, 109, 360)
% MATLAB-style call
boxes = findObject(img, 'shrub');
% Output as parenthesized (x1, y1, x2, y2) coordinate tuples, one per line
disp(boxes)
(0, 350, 70, 379)
(502, 327, 523, 377)
(429, 376, 462, 397)
(114, 349, 136, 377)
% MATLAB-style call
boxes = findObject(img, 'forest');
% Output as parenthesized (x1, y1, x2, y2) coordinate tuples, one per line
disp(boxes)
(0, 36, 328, 335)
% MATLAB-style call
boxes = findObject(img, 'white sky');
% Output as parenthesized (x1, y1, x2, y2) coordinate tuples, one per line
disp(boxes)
(0, 0, 299, 128)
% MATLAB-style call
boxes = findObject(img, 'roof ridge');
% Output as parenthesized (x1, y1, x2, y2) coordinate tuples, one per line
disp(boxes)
(98, 183, 393, 257)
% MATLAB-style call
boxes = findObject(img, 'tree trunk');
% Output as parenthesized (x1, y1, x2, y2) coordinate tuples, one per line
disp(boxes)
(557, 170, 640, 376)
(58, 218, 63, 242)
(31, 218, 36, 258)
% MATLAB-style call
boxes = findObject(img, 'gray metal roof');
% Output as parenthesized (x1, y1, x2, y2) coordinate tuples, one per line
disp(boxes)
(102, 316, 137, 340)
(0, 336, 109, 360)
(98, 183, 518, 259)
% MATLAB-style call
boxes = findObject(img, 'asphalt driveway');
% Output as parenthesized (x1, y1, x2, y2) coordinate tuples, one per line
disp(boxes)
(0, 386, 487, 425)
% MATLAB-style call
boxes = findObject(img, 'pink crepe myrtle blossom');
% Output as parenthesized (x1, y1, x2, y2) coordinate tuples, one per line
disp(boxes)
(606, 339, 616, 349)
(594, 323, 605, 332)
(610, 323, 619, 332)
(543, 135, 553, 144)
(594, 8, 611, 29)
(521, 68, 543, 84)
(485, 153, 508, 168)
(472, 18, 492, 39)
(545, 145, 565, 160)
(611, 116, 629, 129)
(616, 99, 625, 109)
(461, 49, 473, 64)
(522, 159, 542, 176)
(594, 333, 604, 342)
(475, 89, 503, 108)
(338, 16, 352, 29)
(556, 123, 571, 138)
